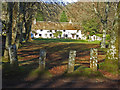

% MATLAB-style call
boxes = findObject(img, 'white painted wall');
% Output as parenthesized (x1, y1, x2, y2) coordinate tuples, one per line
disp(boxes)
(89, 35, 102, 41)
(33, 30, 85, 40)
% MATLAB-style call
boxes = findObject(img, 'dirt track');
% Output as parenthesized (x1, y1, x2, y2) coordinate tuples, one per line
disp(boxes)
(3, 76, 119, 88)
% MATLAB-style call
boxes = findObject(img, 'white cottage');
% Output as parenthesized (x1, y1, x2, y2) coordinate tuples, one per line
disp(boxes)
(31, 21, 87, 40)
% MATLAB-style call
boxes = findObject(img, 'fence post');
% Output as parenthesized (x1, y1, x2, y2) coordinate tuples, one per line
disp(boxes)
(67, 50, 76, 73)
(90, 48, 98, 71)
(39, 49, 46, 71)
(8, 44, 18, 67)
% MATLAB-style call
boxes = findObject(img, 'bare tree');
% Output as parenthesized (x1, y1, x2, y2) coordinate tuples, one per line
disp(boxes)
(104, 2, 119, 72)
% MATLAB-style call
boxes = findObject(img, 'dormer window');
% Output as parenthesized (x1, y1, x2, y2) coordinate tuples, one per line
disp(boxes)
(40, 29, 43, 31)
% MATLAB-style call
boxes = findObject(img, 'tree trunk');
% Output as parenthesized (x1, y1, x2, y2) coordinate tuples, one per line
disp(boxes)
(101, 2, 109, 48)
(15, 2, 24, 49)
(118, 2, 120, 71)
(25, 19, 32, 42)
(12, 2, 19, 45)
(28, 31, 32, 41)
(19, 22, 23, 44)
(104, 2, 119, 73)
(27, 22, 32, 42)
(101, 23, 106, 48)
(15, 34, 20, 50)
(4, 34, 9, 59)
(4, 2, 13, 60)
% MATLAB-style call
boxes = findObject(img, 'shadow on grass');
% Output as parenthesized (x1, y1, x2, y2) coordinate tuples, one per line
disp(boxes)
(2, 39, 112, 88)
(2, 61, 119, 88)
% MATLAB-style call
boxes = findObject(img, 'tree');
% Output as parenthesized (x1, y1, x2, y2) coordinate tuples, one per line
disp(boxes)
(82, 18, 101, 36)
(103, 2, 119, 74)
(65, 2, 116, 48)
(60, 11, 68, 22)
(23, 2, 37, 42)
(118, 2, 120, 70)
(92, 2, 110, 48)
(2, 2, 38, 61)
(36, 2, 63, 22)
(36, 11, 44, 21)
(4, 2, 13, 59)
(53, 31, 62, 38)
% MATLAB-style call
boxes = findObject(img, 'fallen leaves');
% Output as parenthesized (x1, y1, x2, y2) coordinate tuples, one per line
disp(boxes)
(17, 41, 106, 77)
(98, 69, 118, 80)
(49, 65, 67, 76)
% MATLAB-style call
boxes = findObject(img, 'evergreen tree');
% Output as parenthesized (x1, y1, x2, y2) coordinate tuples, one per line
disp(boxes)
(60, 11, 68, 22)
(36, 12, 44, 21)
(82, 18, 100, 36)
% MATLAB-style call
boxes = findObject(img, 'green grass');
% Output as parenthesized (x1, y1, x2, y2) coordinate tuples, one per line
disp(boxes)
(2, 62, 24, 79)
(96, 34, 110, 41)
(2, 62, 52, 80)
(34, 38, 101, 44)
(27, 68, 52, 80)
(99, 62, 118, 75)
(2, 57, 9, 63)
(64, 66, 103, 78)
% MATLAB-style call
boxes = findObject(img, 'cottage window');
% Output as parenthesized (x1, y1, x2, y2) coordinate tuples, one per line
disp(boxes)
(65, 34, 68, 37)
(76, 35, 79, 37)
(50, 34, 52, 36)
(59, 35, 61, 37)
(35, 33, 37, 36)
(63, 30, 66, 32)
(55, 30, 57, 32)
(39, 34, 42, 36)
(40, 29, 43, 31)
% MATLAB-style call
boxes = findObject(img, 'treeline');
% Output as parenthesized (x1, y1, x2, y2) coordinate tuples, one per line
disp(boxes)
(36, 2, 63, 22)
(1, 2, 65, 61)
(2, 2, 38, 60)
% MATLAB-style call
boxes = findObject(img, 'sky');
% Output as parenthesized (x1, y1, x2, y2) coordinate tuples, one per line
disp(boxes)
(60, 0, 78, 3)
(37, 0, 120, 3)
(38, 0, 79, 3)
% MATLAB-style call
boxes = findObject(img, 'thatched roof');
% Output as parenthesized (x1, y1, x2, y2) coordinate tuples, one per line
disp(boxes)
(32, 21, 81, 30)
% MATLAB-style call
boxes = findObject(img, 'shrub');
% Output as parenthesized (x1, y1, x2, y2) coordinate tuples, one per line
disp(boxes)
(96, 34, 110, 40)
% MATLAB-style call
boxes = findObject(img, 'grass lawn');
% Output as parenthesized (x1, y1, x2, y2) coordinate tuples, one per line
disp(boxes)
(33, 38, 101, 44)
